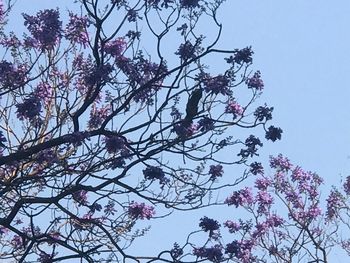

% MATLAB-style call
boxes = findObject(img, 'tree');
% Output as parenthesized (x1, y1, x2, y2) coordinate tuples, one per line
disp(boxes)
(192, 155, 350, 263)
(0, 0, 290, 262)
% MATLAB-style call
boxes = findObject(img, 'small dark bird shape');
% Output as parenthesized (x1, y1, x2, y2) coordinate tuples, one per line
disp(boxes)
(184, 88, 202, 125)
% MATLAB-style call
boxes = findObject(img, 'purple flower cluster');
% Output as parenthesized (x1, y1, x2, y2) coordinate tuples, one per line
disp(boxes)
(272, 171, 286, 188)
(254, 105, 273, 122)
(208, 164, 224, 180)
(0, 33, 21, 49)
(285, 190, 303, 209)
(16, 96, 42, 120)
(0, 60, 27, 89)
(239, 135, 263, 158)
(38, 252, 53, 263)
(202, 74, 231, 95)
(254, 177, 271, 190)
(224, 220, 241, 233)
(343, 176, 350, 195)
(111, 0, 128, 5)
(133, 85, 160, 104)
(84, 63, 113, 87)
(271, 159, 323, 223)
(252, 222, 269, 238)
(225, 240, 254, 263)
(291, 205, 322, 222)
(22, 225, 41, 237)
(0, 164, 17, 181)
(306, 205, 322, 220)
(105, 38, 126, 58)
(146, 0, 173, 9)
(267, 214, 284, 227)
(269, 154, 292, 172)
(128, 202, 155, 220)
(256, 191, 274, 214)
(225, 47, 254, 65)
(221, 156, 329, 260)
(72, 53, 92, 71)
(73, 190, 88, 205)
(119, 53, 168, 87)
(176, 40, 200, 61)
(65, 12, 90, 46)
(225, 187, 254, 208)
(170, 243, 184, 259)
(110, 158, 127, 169)
(246, 71, 264, 90)
(138, 57, 167, 84)
(180, 0, 200, 9)
(225, 100, 243, 118)
(65, 131, 89, 146)
(225, 241, 240, 257)
(47, 231, 60, 244)
(104, 135, 126, 154)
(250, 162, 264, 175)
(174, 122, 197, 139)
(115, 56, 137, 81)
(233, 47, 254, 64)
(265, 125, 283, 142)
(291, 166, 311, 183)
(326, 190, 343, 220)
(88, 105, 109, 129)
(198, 117, 215, 132)
(199, 216, 220, 233)
(341, 240, 350, 255)
(193, 245, 223, 262)
(72, 55, 94, 93)
(116, 53, 168, 103)
(22, 35, 38, 49)
(23, 9, 62, 50)
(143, 166, 168, 184)
(11, 235, 24, 249)
(126, 9, 138, 22)
(36, 148, 58, 166)
(34, 83, 53, 105)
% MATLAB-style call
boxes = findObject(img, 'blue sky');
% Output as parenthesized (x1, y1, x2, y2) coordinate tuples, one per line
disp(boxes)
(218, 0, 350, 184)
(4, 0, 350, 261)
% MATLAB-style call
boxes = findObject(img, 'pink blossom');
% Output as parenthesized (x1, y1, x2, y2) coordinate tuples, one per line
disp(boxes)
(128, 202, 155, 220)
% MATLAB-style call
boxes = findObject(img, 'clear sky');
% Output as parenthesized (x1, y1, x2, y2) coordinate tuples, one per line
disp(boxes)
(4, 0, 350, 261)
(222, 0, 350, 187)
